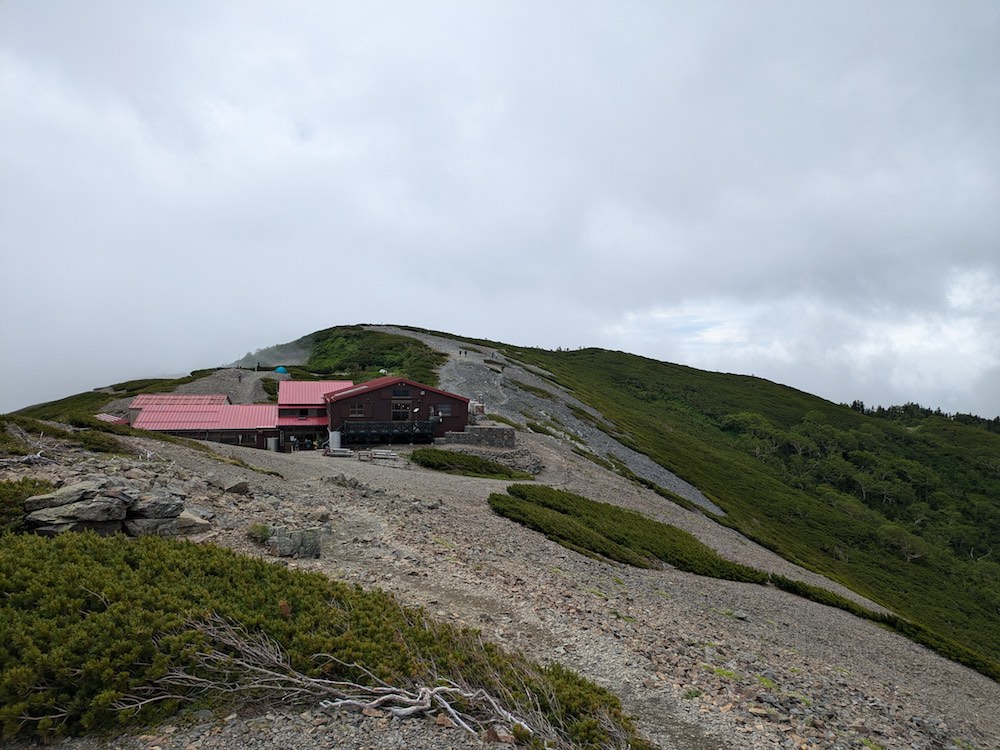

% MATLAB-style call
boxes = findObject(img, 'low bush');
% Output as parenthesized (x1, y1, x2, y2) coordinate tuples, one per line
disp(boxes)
(485, 413, 522, 430)
(0, 533, 651, 748)
(247, 523, 271, 543)
(493, 485, 767, 584)
(410, 448, 533, 480)
(260, 377, 279, 400)
(0, 478, 53, 534)
(488, 494, 650, 568)
(1, 415, 125, 455)
(525, 421, 558, 438)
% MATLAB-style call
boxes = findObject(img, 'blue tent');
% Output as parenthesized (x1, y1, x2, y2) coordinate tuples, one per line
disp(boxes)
(274, 366, 288, 373)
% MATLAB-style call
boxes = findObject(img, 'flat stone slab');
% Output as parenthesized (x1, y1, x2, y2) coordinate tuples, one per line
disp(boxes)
(27, 495, 130, 525)
(23, 480, 110, 512)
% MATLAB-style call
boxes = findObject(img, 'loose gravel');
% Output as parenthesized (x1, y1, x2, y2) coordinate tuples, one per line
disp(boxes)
(5, 336, 998, 750)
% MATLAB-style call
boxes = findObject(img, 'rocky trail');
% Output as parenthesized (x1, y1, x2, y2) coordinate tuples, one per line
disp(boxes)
(5, 335, 999, 750)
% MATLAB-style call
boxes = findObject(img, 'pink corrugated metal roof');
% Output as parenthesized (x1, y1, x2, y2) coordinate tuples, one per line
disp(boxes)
(133, 404, 277, 431)
(216, 405, 278, 430)
(278, 380, 353, 406)
(133, 406, 226, 431)
(131, 393, 230, 408)
(325, 376, 469, 404)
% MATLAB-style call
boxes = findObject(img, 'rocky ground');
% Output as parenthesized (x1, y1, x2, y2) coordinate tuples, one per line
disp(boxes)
(5, 334, 999, 750)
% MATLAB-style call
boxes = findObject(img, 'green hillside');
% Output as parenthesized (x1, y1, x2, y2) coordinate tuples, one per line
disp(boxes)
(503, 346, 999, 670)
(7, 324, 998, 678)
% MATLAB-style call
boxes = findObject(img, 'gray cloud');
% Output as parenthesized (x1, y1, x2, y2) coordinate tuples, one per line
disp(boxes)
(2, 1, 998, 417)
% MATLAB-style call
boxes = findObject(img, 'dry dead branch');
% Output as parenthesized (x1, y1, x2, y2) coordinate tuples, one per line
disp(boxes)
(111, 615, 564, 745)
(0, 450, 57, 466)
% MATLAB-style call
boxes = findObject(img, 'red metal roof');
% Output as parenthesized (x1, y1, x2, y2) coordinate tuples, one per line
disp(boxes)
(216, 405, 279, 430)
(133, 404, 278, 431)
(133, 406, 227, 431)
(277, 380, 354, 407)
(130, 393, 230, 409)
(325, 376, 469, 404)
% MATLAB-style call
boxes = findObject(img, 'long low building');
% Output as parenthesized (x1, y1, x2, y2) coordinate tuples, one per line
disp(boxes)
(132, 403, 282, 449)
(127, 376, 469, 450)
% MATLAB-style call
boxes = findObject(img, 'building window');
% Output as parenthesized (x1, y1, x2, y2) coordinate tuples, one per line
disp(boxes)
(391, 401, 411, 421)
(435, 404, 453, 417)
(392, 388, 411, 397)
(348, 404, 365, 417)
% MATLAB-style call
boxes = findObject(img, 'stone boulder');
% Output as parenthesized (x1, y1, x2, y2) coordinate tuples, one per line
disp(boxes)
(23, 480, 113, 513)
(225, 480, 252, 496)
(26, 493, 131, 531)
(266, 526, 322, 558)
(129, 490, 185, 519)
(21, 478, 212, 539)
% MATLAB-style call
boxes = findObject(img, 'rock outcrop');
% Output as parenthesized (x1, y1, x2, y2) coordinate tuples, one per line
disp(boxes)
(24, 477, 212, 538)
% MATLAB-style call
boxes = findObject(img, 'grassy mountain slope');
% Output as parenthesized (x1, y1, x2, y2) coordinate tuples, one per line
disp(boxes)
(236, 325, 446, 386)
(498, 346, 999, 668)
(8, 324, 998, 675)
(12, 327, 445, 423)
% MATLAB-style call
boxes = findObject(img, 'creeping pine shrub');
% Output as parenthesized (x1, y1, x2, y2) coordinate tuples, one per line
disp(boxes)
(493, 484, 767, 584)
(410, 448, 533, 480)
(0, 478, 53, 534)
(0, 533, 653, 748)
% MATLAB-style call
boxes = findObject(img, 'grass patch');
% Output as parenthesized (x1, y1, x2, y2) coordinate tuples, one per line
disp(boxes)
(705, 665, 739, 679)
(2, 415, 127, 455)
(525, 421, 558, 438)
(485, 413, 522, 429)
(409, 448, 533, 480)
(0, 533, 652, 748)
(260, 377, 279, 401)
(490, 485, 767, 583)
(305, 326, 447, 386)
(510, 379, 558, 401)
(247, 523, 271, 543)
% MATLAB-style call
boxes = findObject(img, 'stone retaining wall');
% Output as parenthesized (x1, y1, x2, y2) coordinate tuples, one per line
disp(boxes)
(441, 425, 516, 448)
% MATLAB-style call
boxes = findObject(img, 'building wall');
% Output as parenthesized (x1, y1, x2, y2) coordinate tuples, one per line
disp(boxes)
(329, 383, 468, 438)
(158, 429, 279, 450)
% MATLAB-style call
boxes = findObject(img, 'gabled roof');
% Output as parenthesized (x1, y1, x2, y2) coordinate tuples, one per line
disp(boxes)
(325, 376, 469, 404)
(130, 393, 230, 409)
(133, 404, 278, 431)
(278, 380, 354, 407)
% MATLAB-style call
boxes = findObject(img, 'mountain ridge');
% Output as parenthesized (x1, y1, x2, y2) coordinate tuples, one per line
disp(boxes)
(4, 323, 999, 748)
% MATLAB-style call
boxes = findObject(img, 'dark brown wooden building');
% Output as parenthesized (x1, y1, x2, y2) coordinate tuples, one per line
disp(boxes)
(324, 376, 469, 445)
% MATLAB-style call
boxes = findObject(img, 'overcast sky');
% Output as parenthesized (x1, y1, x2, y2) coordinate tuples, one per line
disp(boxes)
(2, 1, 998, 418)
